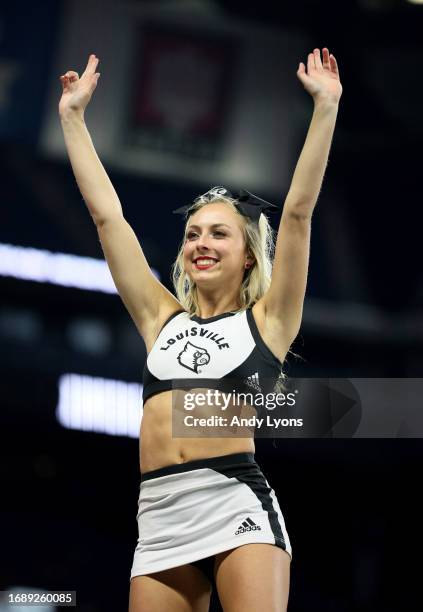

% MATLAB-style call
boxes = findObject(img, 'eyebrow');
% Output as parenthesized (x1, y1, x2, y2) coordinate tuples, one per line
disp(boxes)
(186, 223, 231, 231)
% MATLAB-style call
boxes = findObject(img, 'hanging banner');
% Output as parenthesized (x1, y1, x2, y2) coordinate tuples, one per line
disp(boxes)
(126, 24, 238, 160)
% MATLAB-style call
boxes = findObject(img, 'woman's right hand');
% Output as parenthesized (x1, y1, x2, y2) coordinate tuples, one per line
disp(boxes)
(59, 54, 100, 118)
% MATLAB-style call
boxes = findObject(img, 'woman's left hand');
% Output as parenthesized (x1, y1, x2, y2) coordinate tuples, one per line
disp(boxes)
(297, 48, 343, 105)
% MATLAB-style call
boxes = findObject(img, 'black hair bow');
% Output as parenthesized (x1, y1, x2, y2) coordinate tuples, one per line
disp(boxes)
(172, 187, 279, 223)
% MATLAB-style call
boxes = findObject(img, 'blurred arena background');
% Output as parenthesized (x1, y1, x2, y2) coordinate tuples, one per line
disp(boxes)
(0, 0, 422, 610)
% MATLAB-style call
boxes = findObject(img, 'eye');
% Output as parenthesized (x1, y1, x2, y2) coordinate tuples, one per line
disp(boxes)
(185, 230, 226, 240)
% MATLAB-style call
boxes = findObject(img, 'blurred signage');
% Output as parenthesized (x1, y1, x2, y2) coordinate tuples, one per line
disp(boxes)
(126, 24, 238, 160)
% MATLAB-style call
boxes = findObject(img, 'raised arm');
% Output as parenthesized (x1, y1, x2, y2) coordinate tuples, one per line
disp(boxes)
(59, 54, 181, 343)
(261, 48, 343, 344)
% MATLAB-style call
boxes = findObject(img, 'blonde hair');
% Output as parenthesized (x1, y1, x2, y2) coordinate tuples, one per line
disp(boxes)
(171, 186, 275, 314)
(170, 186, 301, 391)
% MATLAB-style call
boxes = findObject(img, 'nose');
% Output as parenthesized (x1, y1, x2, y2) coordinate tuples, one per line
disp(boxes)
(197, 233, 210, 250)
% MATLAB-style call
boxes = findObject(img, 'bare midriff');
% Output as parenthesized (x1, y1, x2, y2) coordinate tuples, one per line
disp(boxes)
(140, 389, 255, 473)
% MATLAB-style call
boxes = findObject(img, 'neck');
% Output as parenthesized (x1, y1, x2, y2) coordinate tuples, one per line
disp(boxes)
(194, 286, 241, 318)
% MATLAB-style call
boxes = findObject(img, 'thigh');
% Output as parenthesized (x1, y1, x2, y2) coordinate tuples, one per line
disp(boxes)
(129, 564, 212, 612)
(214, 543, 291, 612)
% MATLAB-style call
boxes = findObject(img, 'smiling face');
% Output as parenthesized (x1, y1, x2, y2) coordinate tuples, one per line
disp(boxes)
(183, 202, 254, 291)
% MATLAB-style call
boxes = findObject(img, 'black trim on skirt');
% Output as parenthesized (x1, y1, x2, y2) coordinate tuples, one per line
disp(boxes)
(140, 452, 256, 481)
(140, 451, 287, 582)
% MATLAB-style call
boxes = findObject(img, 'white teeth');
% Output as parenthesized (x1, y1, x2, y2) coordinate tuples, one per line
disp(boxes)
(195, 259, 217, 265)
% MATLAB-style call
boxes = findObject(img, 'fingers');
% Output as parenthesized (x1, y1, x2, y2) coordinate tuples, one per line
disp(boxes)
(330, 53, 339, 77)
(322, 48, 330, 70)
(303, 48, 338, 76)
(59, 54, 99, 86)
(85, 53, 99, 75)
(314, 48, 323, 71)
(59, 71, 79, 89)
(59, 74, 71, 88)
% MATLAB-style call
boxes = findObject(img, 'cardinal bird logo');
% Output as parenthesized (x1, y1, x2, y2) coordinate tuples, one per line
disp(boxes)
(177, 342, 211, 373)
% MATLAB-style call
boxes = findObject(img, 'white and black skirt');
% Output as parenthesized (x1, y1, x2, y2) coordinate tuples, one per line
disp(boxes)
(130, 452, 292, 582)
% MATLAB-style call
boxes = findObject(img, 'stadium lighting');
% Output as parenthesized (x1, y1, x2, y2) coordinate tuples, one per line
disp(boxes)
(0, 243, 159, 293)
(56, 373, 142, 438)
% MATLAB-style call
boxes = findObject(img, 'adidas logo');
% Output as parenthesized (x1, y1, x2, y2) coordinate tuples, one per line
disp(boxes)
(235, 517, 262, 535)
(244, 372, 261, 392)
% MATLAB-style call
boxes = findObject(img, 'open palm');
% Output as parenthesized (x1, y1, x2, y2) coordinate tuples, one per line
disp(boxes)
(297, 48, 342, 104)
